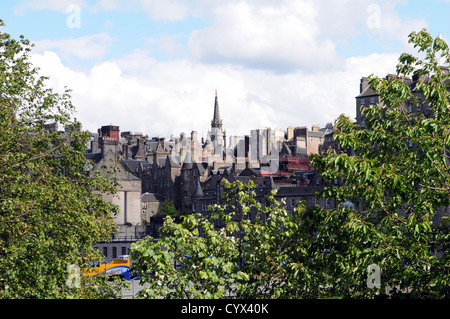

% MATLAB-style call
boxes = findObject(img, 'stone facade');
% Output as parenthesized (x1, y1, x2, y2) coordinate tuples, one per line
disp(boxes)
(141, 192, 164, 224)
(353, 73, 450, 225)
(85, 92, 336, 251)
(86, 126, 142, 226)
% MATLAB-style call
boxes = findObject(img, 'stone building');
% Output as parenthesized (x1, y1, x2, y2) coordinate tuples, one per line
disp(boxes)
(285, 126, 327, 157)
(190, 168, 338, 231)
(141, 192, 165, 224)
(355, 72, 437, 128)
(86, 126, 142, 226)
(85, 125, 147, 259)
(354, 73, 449, 226)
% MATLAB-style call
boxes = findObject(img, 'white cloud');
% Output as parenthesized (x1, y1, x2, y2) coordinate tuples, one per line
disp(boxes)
(32, 33, 115, 62)
(145, 34, 187, 57)
(14, 0, 86, 14)
(96, 0, 119, 11)
(185, 0, 428, 73)
(29, 49, 400, 140)
(21, 0, 427, 140)
(136, 0, 189, 21)
(188, 0, 338, 73)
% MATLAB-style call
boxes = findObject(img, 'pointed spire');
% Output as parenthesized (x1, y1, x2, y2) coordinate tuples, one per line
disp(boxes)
(192, 180, 203, 198)
(182, 151, 193, 170)
(211, 90, 222, 130)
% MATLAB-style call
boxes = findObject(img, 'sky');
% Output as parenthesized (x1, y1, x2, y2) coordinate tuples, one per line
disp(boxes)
(1, 0, 449, 140)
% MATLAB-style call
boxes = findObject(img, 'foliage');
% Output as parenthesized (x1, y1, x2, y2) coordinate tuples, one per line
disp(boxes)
(131, 29, 449, 299)
(159, 199, 179, 217)
(0, 20, 122, 298)
(131, 179, 324, 299)
(310, 29, 450, 298)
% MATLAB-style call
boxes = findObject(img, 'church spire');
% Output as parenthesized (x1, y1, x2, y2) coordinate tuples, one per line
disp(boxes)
(211, 90, 222, 130)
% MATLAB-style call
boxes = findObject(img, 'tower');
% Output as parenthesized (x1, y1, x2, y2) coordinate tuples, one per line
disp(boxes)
(207, 91, 226, 159)
(211, 90, 223, 130)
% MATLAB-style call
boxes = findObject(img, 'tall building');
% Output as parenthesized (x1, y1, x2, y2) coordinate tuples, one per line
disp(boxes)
(206, 91, 226, 161)
(354, 72, 449, 226)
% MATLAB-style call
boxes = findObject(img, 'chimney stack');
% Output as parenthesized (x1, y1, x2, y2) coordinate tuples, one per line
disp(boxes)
(100, 125, 120, 145)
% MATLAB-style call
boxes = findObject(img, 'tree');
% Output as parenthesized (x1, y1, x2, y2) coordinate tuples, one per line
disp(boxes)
(0, 20, 122, 298)
(130, 29, 449, 299)
(159, 199, 179, 217)
(131, 179, 318, 299)
(309, 29, 450, 298)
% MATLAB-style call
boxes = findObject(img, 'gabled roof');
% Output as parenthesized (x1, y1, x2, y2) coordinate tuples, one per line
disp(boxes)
(194, 162, 208, 176)
(356, 86, 378, 98)
(84, 152, 102, 164)
(202, 173, 236, 191)
(279, 142, 292, 157)
(192, 181, 204, 198)
(165, 155, 181, 168)
(181, 152, 193, 170)
(239, 167, 260, 177)
(141, 192, 165, 202)
(122, 158, 146, 173)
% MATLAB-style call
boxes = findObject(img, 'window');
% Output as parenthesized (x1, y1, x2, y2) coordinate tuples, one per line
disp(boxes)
(112, 247, 117, 258)
(121, 247, 127, 256)
(360, 98, 365, 105)
(370, 97, 375, 104)
(103, 247, 108, 257)
(326, 199, 331, 207)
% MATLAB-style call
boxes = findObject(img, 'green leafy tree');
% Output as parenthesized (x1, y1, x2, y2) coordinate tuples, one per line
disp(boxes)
(309, 29, 450, 298)
(131, 179, 319, 299)
(159, 199, 179, 217)
(131, 29, 449, 299)
(0, 20, 122, 298)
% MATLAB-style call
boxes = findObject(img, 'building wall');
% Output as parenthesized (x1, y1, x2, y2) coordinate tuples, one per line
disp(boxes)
(307, 135, 323, 155)
(141, 200, 163, 224)
(92, 136, 142, 226)
(101, 179, 141, 225)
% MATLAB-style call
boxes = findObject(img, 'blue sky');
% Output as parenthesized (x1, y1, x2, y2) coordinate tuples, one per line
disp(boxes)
(0, 0, 449, 138)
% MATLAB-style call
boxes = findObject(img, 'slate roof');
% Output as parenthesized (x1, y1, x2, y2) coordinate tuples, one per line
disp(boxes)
(356, 86, 379, 98)
(166, 155, 181, 168)
(141, 192, 165, 202)
(84, 152, 102, 164)
(192, 181, 204, 198)
(181, 152, 193, 170)
(122, 159, 146, 174)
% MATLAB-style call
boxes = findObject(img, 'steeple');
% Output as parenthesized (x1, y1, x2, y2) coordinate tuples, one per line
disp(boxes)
(211, 90, 222, 130)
